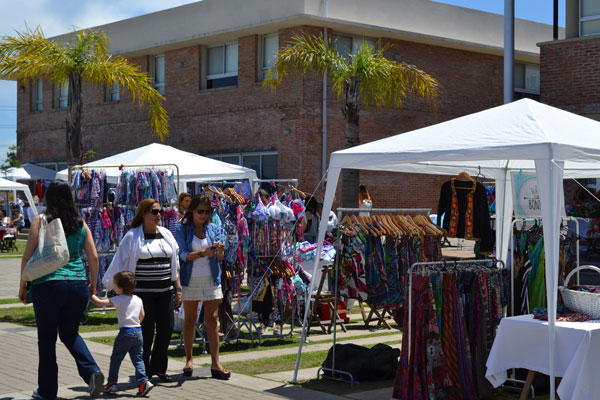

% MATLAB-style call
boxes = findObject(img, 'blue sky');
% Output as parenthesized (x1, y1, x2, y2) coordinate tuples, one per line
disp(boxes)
(0, 0, 566, 163)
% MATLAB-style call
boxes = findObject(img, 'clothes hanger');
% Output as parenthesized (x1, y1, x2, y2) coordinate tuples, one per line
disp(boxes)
(456, 171, 475, 182)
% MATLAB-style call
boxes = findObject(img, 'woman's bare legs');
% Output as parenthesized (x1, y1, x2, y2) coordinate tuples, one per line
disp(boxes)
(182, 300, 200, 370)
(203, 299, 227, 372)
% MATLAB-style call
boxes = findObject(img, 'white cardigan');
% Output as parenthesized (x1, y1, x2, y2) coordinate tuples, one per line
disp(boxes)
(102, 225, 180, 291)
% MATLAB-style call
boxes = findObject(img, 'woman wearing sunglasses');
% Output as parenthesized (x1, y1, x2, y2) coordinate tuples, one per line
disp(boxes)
(102, 199, 181, 384)
(175, 195, 229, 380)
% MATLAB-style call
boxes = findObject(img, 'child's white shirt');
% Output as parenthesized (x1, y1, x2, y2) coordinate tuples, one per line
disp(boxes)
(110, 294, 143, 328)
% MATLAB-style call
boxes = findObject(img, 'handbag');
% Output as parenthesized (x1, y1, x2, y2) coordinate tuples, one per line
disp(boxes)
(22, 214, 70, 281)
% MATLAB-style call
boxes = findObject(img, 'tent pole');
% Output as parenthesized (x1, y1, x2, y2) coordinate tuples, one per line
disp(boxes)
(293, 169, 340, 383)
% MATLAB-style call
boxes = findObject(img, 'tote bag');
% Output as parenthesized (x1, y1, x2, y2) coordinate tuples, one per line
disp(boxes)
(22, 214, 70, 281)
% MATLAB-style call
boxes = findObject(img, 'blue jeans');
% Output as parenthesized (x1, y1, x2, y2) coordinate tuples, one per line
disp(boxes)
(32, 280, 100, 400)
(108, 328, 148, 385)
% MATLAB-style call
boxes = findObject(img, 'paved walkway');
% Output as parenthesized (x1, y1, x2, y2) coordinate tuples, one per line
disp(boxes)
(0, 320, 349, 400)
(0, 258, 21, 299)
(0, 258, 397, 400)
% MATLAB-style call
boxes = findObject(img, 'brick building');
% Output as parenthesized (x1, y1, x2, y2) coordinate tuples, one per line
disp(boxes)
(16, 0, 556, 209)
(540, 0, 600, 204)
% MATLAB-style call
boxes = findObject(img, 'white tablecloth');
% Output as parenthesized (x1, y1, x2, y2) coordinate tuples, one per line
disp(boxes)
(486, 314, 600, 400)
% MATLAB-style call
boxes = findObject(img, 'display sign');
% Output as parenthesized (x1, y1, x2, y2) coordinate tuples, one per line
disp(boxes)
(511, 170, 565, 218)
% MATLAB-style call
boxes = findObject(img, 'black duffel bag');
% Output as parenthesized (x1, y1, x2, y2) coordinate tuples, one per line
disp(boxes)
(321, 343, 400, 381)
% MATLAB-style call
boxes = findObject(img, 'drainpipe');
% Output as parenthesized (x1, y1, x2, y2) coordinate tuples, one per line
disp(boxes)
(322, 0, 328, 180)
(553, 0, 559, 40)
(504, 0, 514, 104)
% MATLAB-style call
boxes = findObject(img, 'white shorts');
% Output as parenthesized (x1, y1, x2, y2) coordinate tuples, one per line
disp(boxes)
(182, 275, 223, 301)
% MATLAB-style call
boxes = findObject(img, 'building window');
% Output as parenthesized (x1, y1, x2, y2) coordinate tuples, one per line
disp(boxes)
(151, 55, 165, 95)
(54, 81, 68, 109)
(514, 62, 540, 94)
(31, 78, 43, 111)
(36, 162, 68, 171)
(261, 34, 279, 81)
(106, 82, 120, 102)
(209, 151, 277, 179)
(581, 0, 600, 36)
(332, 34, 377, 59)
(207, 42, 238, 89)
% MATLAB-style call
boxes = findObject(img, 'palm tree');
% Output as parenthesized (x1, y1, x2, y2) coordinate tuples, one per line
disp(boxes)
(264, 34, 438, 207)
(0, 26, 168, 166)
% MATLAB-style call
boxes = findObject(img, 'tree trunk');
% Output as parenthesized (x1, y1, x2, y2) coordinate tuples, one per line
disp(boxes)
(66, 72, 83, 167)
(341, 77, 361, 208)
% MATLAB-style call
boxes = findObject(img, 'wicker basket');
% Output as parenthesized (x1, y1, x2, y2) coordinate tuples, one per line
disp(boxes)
(559, 265, 600, 319)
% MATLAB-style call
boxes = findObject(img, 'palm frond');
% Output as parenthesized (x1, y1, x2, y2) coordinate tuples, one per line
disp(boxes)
(83, 56, 168, 139)
(352, 42, 438, 108)
(263, 34, 347, 89)
(264, 34, 438, 109)
(0, 25, 70, 82)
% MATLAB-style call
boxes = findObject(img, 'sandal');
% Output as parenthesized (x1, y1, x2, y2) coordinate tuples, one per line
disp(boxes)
(210, 368, 231, 380)
(183, 367, 193, 377)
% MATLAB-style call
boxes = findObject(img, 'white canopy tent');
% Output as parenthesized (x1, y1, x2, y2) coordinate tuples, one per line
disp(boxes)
(56, 143, 258, 191)
(0, 177, 38, 216)
(298, 99, 600, 399)
(3, 163, 58, 181)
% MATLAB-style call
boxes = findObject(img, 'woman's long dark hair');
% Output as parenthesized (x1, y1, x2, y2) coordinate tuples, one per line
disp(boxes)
(45, 181, 83, 236)
(181, 195, 212, 227)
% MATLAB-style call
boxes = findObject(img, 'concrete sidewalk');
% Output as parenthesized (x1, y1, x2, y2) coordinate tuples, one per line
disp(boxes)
(0, 321, 348, 400)
(0, 258, 397, 399)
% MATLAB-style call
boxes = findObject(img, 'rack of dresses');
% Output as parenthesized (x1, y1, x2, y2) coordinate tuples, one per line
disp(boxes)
(396, 258, 505, 400)
(241, 188, 305, 345)
(510, 217, 580, 316)
(69, 164, 180, 291)
(311, 207, 442, 386)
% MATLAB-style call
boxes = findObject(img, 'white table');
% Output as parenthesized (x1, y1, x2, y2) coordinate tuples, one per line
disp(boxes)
(486, 314, 600, 400)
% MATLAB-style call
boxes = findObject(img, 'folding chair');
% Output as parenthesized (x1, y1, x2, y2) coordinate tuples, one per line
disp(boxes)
(359, 300, 394, 329)
(3, 234, 17, 253)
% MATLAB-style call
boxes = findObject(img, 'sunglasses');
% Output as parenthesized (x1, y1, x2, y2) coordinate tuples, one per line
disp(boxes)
(195, 209, 212, 215)
(149, 209, 163, 215)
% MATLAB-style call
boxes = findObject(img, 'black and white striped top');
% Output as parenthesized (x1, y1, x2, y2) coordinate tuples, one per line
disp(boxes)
(135, 232, 174, 293)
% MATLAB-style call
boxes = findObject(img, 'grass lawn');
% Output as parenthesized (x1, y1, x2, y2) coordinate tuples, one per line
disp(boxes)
(0, 298, 20, 304)
(0, 239, 27, 257)
(211, 340, 402, 376)
(0, 305, 118, 332)
(166, 329, 401, 360)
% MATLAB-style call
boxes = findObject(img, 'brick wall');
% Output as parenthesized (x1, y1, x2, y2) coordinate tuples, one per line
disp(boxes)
(540, 37, 600, 116)
(18, 25, 506, 211)
(540, 37, 600, 209)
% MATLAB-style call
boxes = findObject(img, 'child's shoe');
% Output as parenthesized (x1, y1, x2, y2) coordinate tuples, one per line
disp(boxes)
(104, 382, 117, 395)
(137, 380, 154, 396)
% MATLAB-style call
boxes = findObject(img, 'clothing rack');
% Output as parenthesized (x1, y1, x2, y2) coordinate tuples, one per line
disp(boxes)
(251, 178, 299, 195)
(69, 163, 180, 193)
(193, 180, 245, 197)
(509, 216, 580, 317)
(311, 207, 432, 387)
(503, 217, 579, 397)
(406, 258, 504, 360)
(235, 256, 297, 347)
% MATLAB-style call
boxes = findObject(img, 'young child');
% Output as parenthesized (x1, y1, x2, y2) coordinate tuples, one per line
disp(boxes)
(90, 271, 154, 396)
